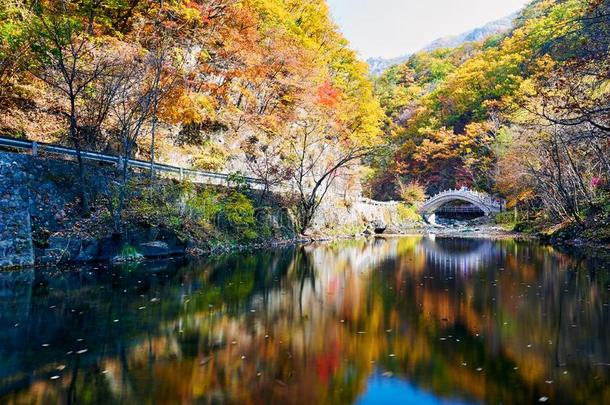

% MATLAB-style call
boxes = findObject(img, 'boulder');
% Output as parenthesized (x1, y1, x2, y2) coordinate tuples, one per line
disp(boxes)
(371, 220, 387, 234)
(138, 241, 170, 258)
(97, 235, 122, 260)
(47, 237, 81, 261)
(75, 240, 99, 262)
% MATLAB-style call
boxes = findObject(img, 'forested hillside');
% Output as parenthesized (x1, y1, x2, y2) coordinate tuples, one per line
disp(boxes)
(371, 0, 610, 240)
(0, 0, 382, 193)
(367, 12, 515, 76)
(0, 0, 386, 233)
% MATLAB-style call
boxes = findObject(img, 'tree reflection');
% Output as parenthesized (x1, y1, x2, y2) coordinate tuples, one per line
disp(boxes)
(0, 238, 609, 404)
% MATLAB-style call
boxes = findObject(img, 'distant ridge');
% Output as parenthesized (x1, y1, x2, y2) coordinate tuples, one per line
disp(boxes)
(367, 13, 517, 75)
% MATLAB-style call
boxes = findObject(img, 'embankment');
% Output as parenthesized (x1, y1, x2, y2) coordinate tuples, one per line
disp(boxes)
(0, 152, 420, 268)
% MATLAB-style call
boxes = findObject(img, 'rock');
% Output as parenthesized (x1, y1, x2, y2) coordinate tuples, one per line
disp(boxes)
(46, 237, 82, 262)
(138, 241, 170, 258)
(371, 220, 387, 234)
(374, 226, 387, 234)
(75, 240, 99, 262)
(39, 248, 64, 264)
(155, 230, 187, 255)
(97, 236, 122, 260)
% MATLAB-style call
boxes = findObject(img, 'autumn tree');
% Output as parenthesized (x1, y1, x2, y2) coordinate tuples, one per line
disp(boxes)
(286, 102, 383, 232)
(0, 0, 31, 99)
(28, 2, 116, 209)
(108, 46, 159, 231)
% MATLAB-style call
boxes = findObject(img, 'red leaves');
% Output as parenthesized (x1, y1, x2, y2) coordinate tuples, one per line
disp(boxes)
(591, 176, 604, 188)
(316, 82, 341, 108)
(185, 1, 213, 24)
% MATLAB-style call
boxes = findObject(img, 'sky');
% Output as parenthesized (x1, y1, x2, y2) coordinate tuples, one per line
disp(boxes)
(327, 0, 531, 59)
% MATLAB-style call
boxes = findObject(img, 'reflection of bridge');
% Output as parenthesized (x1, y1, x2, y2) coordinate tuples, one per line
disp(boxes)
(419, 189, 505, 222)
(420, 237, 498, 274)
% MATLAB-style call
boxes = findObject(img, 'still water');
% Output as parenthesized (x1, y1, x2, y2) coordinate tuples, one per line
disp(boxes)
(0, 237, 609, 404)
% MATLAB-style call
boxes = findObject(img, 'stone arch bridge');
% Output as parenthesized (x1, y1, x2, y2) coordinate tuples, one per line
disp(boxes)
(419, 189, 505, 222)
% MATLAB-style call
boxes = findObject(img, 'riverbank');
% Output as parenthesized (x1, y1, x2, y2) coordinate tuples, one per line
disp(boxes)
(0, 151, 421, 268)
(4, 150, 608, 269)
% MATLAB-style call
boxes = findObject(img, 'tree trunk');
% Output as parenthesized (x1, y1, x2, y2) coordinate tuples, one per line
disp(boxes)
(70, 98, 89, 212)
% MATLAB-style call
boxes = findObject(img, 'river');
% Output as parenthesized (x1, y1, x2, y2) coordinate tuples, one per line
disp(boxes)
(0, 236, 608, 404)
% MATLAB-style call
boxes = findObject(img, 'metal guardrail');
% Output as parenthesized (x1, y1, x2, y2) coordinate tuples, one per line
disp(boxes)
(0, 136, 265, 187)
(0, 136, 423, 208)
(356, 197, 401, 207)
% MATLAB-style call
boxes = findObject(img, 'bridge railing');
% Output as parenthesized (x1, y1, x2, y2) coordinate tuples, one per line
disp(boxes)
(422, 188, 505, 211)
(0, 136, 266, 187)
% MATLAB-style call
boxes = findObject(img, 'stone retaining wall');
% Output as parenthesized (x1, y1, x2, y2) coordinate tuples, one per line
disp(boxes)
(0, 157, 34, 268)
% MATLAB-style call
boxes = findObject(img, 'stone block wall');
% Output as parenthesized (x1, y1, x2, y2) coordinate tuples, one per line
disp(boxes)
(0, 156, 34, 268)
(311, 197, 421, 235)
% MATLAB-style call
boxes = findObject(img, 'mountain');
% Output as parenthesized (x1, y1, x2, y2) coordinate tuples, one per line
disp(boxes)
(367, 13, 517, 75)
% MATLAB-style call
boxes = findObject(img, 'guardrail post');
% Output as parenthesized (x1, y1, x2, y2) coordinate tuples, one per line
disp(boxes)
(117, 156, 123, 171)
(31, 142, 38, 156)
(179, 168, 184, 180)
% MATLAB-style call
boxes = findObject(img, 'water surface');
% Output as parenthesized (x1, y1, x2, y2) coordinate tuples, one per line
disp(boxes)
(0, 237, 609, 404)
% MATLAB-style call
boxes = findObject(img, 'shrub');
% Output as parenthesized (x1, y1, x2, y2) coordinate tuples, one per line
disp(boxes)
(494, 210, 517, 230)
(113, 245, 143, 262)
(397, 203, 421, 222)
(186, 188, 222, 225)
(191, 142, 229, 171)
(221, 191, 257, 239)
(396, 179, 427, 205)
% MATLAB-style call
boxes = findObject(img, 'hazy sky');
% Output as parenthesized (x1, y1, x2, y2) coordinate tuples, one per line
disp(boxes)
(327, 0, 531, 59)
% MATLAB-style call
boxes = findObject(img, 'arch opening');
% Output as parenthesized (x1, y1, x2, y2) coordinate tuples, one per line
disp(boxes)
(434, 201, 486, 224)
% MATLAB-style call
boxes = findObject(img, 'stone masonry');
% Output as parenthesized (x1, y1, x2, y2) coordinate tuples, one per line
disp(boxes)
(0, 156, 34, 268)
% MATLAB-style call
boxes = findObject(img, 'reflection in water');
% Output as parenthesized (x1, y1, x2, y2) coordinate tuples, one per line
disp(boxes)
(0, 237, 609, 404)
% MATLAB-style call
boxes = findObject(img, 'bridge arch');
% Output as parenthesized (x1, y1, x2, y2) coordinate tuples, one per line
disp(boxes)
(419, 189, 504, 222)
